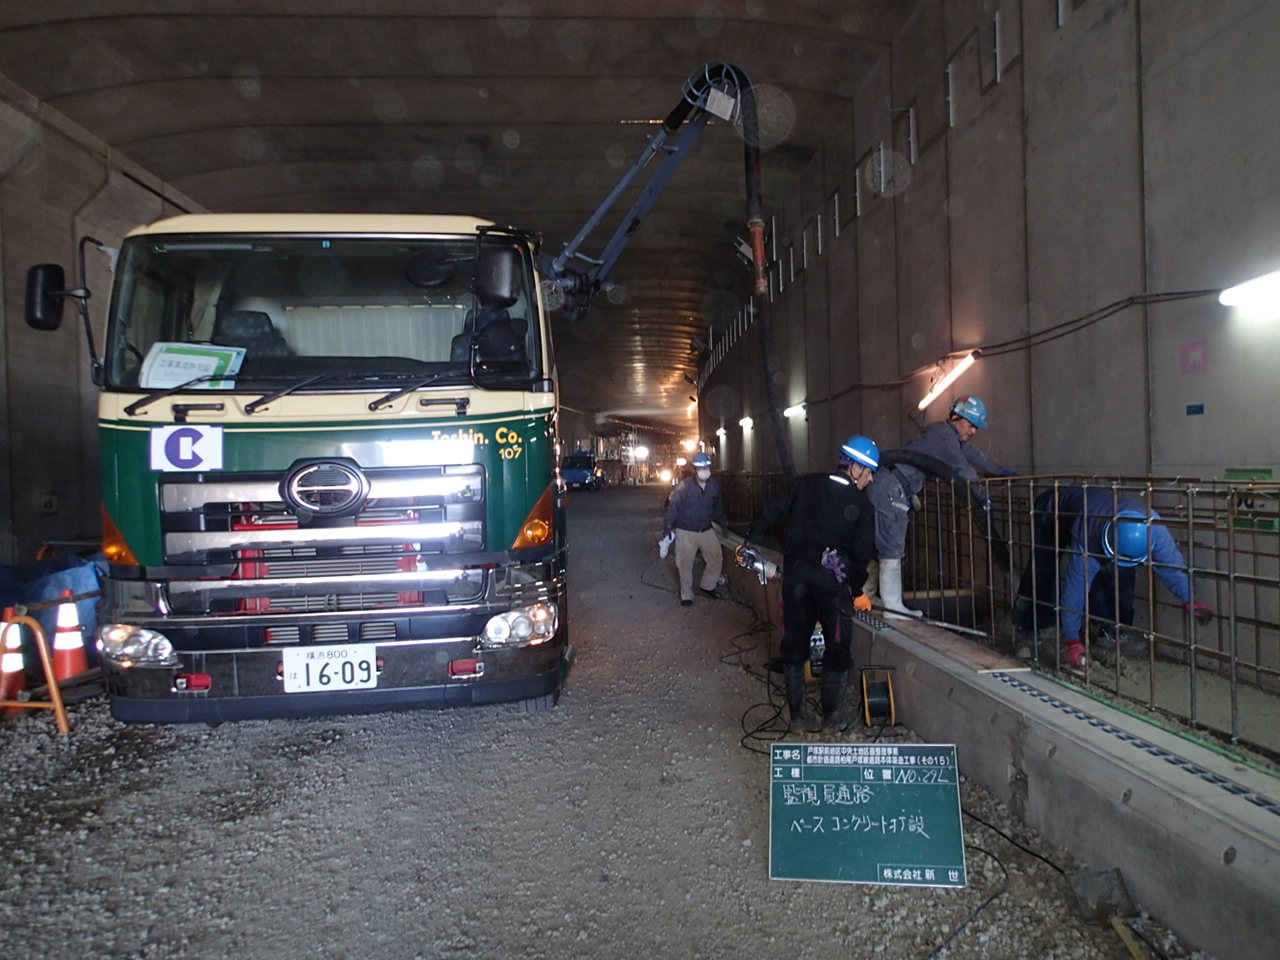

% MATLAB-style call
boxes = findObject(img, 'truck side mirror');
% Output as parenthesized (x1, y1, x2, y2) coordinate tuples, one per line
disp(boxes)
(26, 263, 67, 330)
(475, 246, 520, 309)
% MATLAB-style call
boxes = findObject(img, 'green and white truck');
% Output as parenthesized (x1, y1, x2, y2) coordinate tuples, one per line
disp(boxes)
(28, 214, 569, 722)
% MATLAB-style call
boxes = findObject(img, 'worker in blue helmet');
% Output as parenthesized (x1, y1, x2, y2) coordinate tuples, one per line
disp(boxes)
(1014, 486, 1213, 668)
(663, 451, 729, 606)
(739, 435, 879, 732)
(866, 394, 1014, 617)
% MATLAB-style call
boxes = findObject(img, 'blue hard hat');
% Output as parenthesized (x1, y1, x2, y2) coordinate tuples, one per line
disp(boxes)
(950, 395, 988, 429)
(1102, 510, 1152, 567)
(839, 435, 879, 471)
(691, 453, 712, 469)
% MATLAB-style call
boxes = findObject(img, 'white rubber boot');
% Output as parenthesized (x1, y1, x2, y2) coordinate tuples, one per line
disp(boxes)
(862, 559, 880, 606)
(879, 558, 922, 619)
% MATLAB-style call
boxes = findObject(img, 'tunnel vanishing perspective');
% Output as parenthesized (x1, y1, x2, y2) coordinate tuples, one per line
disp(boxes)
(1, 4, 1279, 960)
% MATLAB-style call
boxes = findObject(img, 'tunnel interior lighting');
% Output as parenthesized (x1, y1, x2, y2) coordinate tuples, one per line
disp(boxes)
(716, 427, 727, 438)
(783, 403, 806, 418)
(1219, 268, 1280, 318)
(738, 416, 753, 429)
(917, 350, 979, 412)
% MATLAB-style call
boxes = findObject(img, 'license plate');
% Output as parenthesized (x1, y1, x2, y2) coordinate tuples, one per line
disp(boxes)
(282, 644, 378, 693)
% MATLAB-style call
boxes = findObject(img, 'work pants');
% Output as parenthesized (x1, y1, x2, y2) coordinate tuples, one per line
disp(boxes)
(780, 561, 853, 672)
(866, 469, 911, 560)
(1014, 490, 1073, 631)
(1088, 565, 1136, 631)
(674, 527, 723, 601)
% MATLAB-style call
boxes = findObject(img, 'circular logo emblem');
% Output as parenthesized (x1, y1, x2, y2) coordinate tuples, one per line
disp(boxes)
(282, 461, 369, 517)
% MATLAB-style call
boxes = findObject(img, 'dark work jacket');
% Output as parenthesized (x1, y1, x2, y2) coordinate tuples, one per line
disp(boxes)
(664, 476, 728, 532)
(746, 472, 876, 595)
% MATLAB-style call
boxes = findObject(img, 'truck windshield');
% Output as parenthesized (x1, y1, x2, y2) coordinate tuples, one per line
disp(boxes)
(104, 233, 541, 390)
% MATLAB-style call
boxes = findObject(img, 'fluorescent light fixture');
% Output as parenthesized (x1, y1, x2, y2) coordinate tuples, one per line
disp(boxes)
(716, 427, 727, 439)
(738, 416, 754, 429)
(917, 350, 980, 412)
(783, 403, 806, 418)
(1219, 268, 1280, 318)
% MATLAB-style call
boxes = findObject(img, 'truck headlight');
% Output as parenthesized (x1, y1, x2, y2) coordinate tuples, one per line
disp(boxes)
(98, 624, 178, 667)
(481, 602, 558, 647)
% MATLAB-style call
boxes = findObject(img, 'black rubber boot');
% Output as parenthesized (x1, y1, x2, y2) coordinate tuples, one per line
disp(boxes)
(820, 669, 850, 733)
(784, 664, 812, 731)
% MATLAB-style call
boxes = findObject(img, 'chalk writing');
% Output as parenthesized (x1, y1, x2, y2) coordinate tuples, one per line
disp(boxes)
(788, 814, 930, 839)
(769, 742, 966, 887)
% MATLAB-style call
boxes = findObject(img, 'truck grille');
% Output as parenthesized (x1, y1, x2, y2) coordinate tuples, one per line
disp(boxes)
(159, 464, 488, 618)
(159, 464, 486, 564)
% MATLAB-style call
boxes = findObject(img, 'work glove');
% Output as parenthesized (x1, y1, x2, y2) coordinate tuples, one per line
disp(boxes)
(821, 547, 847, 583)
(1063, 639, 1087, 669)
(853, 593, 872, 613)
(658, 530, 675, 559)
(1184, 601, 1213, 625)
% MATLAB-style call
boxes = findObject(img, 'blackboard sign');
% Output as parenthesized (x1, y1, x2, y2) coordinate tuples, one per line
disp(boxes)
(769, 743, 967, 887)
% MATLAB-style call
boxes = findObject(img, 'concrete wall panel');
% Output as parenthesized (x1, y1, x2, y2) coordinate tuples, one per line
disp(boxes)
(1023, 0, 1148, 474)
(1140, 0, 1280, 475)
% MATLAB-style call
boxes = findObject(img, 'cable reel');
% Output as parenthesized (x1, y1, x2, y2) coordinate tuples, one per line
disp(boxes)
(860, 664, 897, 727)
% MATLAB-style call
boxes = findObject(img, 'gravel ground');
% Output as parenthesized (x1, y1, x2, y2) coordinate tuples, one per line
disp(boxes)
(0, 486, 1214, 960)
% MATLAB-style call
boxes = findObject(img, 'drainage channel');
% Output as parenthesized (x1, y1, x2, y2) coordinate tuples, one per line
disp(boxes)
(991, 671, 1280, 818)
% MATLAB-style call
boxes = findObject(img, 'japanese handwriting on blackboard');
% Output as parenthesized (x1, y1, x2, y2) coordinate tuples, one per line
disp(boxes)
(789, 814, 931, 839)
(780, 783, 875, 805)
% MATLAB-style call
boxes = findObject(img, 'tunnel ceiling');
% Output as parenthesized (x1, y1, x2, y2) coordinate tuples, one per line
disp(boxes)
(0, 1, 909, 433)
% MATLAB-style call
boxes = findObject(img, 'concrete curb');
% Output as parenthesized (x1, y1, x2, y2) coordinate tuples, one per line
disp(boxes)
(850, 615, 1280, 960)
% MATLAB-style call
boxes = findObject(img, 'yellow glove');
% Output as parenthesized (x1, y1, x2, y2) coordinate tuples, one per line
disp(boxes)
(854, 593, 872, 612)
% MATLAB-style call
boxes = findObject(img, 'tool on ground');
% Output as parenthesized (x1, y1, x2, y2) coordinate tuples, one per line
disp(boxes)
(860, 665, 897, 727)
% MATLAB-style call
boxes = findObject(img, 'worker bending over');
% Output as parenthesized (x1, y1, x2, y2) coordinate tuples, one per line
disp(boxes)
(1014, 485, 1212, 667)
(867, 395, 1013, 617)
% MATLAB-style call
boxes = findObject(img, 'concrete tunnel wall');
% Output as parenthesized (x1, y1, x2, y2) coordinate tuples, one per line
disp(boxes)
(700, 0, 1280, 481)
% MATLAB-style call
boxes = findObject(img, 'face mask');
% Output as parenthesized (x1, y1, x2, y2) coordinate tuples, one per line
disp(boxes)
(696, 469, 711, 481)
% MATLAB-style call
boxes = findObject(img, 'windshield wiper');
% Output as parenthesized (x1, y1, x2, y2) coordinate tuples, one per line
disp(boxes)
(244, 373, 341, 415)
(124, 374, 227, 416)
(367, 371, 462, 411)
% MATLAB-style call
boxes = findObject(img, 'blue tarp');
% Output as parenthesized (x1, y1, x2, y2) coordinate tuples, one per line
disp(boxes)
(0, 553, 105, 670)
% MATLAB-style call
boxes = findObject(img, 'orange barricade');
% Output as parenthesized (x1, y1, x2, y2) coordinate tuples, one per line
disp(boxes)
(1, 606, 25, 715)
(0, 612, 71, 733)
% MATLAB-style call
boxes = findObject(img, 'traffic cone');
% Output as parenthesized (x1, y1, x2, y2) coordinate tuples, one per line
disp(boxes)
(1, 607, 26, 715)
(52, 590, 89, 681)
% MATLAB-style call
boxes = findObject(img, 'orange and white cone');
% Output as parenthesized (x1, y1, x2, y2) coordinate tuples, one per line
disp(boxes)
(52, 590, 89, 682)
(1, 606, 26, 714)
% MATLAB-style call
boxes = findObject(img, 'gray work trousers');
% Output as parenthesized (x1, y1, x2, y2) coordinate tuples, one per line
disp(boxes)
(866, 469, 912, 560)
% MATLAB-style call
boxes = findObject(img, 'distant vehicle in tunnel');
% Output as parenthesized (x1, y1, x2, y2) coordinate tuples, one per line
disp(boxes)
(560, 452, 603, 491)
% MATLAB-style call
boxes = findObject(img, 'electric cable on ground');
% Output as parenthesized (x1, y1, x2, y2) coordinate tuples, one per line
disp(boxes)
(924, 844, 1011, 960)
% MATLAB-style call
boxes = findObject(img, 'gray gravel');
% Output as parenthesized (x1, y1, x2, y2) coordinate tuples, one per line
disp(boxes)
(0, 486, 1213, 959)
